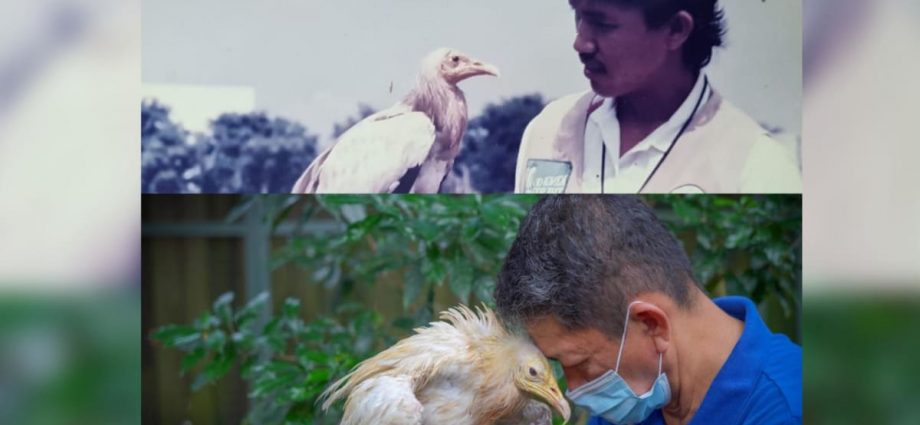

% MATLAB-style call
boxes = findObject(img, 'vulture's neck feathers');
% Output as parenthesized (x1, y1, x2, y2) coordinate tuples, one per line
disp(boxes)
(404, 72, 468, 153)
(437, 306, 535, 423)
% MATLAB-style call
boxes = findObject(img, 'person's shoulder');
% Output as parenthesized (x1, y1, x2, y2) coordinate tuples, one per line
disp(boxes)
(741, 336, 802, 424)
(520, 90, 593, 151)
(740, 380, 802, 425)
(764, 333, 802, 402)
(707, 96, 802, 192)
(738, 132, 802, 193)
(529, 90, 594, 125)
(713, 97, 797, 157)
(711, 97, 766, 132)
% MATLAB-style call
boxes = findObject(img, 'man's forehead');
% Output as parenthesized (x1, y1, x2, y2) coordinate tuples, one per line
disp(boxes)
(526, 316, 606, 357)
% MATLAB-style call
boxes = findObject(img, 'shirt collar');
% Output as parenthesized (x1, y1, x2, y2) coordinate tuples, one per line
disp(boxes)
(688, 296, 772, 425)
(588, 73, 709, 156)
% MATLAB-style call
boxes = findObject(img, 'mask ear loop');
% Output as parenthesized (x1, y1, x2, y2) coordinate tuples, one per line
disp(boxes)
(615, 301, 642, 373)
(616, 301, 663, 375)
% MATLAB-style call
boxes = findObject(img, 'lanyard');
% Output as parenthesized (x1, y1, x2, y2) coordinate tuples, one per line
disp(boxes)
(600, 76, 710, 193)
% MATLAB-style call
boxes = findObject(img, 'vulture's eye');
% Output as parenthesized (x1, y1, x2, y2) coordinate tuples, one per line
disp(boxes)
(529, 367, 537, 377)
(452, 56, 460, 63)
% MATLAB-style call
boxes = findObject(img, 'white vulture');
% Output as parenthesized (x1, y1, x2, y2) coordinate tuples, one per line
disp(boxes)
(291, 48, 499, 193)
(319, 305, 571, 425)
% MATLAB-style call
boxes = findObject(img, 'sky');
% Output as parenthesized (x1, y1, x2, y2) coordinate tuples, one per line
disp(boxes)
(142, 0, 801, 146)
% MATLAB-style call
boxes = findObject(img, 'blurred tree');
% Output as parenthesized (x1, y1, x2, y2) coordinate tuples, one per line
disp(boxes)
(451, 94, 544, 193)
(804, 299, 920, 425)
(200, 113, 319, 193)
(141, 100, 199, 193)
(141, 101, 320, 193)
(1, 296, 140, 425)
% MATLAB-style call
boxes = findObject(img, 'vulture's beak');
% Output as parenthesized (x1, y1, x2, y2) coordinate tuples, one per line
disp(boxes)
(526, 378, 571, 423)
(549, 388, 571, 424)
(459, 59, 501, 80)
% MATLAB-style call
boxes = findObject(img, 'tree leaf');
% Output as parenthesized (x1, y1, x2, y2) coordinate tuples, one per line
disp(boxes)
(307, 368, 330, 384)
(206, 329, 227, 351)
(448, 260, 473, 304)
(283, 298, 301, 318)
(403, 268, 424, 309)
(236, 292, 270, 325)
(421, 257, 446, 285)
(151, 324, 198, 347)
(213, 292, 235, 325)
(180, 348, 207, 374)
(725, 227, 753, 249)
(346, 215, 384, 242)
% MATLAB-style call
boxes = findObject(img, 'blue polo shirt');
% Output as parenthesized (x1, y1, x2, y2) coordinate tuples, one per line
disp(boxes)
(586, 296, 802, 425)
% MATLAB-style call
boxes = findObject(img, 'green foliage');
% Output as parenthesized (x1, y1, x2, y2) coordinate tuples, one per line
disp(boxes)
(154, 195, 539, 424)
(152, 194, 800, 424)
(649, 195, 802, 338)
(0, 294, 140, 425)
(273, 195, 540, 314)
(151, 291, 389, 425)
(804, 298, 920, 425)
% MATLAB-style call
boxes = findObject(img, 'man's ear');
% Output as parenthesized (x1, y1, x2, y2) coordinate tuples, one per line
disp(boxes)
(632, 302, 671, 353)
(667, 11, 695, 51)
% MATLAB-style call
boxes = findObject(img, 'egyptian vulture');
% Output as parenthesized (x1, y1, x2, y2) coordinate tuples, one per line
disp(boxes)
(291, 48, 499, 193)
(319, 305, 571, 425)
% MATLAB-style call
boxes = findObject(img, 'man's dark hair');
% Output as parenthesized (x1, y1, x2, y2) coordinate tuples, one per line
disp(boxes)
(495, 196, 698, 337)
(613, 0, 726, 71)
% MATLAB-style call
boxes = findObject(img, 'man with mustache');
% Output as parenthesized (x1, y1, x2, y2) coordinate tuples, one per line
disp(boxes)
(515, 0, 802, 194)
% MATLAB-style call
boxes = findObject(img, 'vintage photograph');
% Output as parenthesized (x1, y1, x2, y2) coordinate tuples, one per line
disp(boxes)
(142, 1, 802, 194)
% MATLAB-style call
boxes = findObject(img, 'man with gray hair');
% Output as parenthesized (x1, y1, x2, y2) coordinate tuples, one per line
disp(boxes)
(494, 196, 801, 424)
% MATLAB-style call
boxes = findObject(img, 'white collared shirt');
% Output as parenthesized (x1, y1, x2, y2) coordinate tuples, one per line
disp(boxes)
(582, 73, 711, 193)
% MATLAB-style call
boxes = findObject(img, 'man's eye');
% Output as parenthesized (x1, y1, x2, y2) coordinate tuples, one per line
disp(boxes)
(592, 21, 617, 30)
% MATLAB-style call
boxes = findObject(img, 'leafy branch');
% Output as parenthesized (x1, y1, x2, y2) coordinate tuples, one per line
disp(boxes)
(150, 194, 800, 424)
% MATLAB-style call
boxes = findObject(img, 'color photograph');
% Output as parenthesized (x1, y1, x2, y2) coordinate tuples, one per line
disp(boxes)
(142, 194, 801, 424)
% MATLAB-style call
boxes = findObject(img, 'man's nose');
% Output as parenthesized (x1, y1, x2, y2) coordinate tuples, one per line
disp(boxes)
(573, 26, 596, 55)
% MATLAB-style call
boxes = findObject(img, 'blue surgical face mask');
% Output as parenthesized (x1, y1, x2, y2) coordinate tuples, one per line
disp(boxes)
(565, 301, 671, 424)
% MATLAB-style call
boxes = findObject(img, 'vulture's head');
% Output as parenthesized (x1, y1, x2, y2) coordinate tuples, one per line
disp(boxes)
(509, 340, 572, 423)
(423, 48, 500, 85)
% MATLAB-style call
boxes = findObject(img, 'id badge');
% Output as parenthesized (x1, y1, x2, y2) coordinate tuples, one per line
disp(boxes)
(525, 160, 572, 193)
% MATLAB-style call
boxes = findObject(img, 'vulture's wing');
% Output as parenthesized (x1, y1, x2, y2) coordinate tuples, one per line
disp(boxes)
(339, 375, 423, 425)
(298, 105, 436, 193)
(291, 144, 333, 193)
(496, 400, 552, 425)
